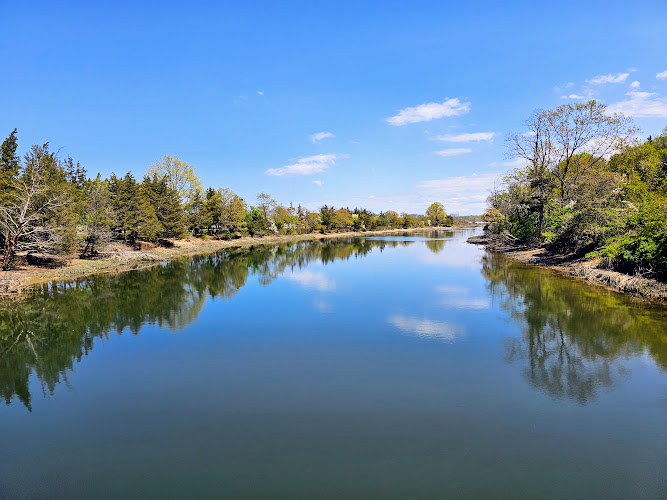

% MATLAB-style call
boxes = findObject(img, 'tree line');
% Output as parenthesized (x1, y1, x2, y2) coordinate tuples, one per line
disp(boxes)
(0, 129, 453, 269)
(484, 100, 667, 278)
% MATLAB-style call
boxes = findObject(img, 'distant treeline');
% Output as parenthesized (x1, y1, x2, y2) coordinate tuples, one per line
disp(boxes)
(484, 100, 667, 278)
(0, 130, 452, 269)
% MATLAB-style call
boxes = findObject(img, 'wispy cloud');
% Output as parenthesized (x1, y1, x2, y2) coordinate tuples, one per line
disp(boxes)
(606, 91, 667, 118)
(560, 94, 585, 99)
(257, 91, 264, 96)
(286, 270, 335, 291)
(416, 171, 501, 214)
(386, 98, 470, 126)
(630, 81, 640, 88)
(388, 315, 465, 342)
(310, 131, 335, 143)
(434, 148, 472, 158)
(501, 158, 526, 167)
(436, 132, 496, 142)
(586, 72, 629, 84)
(656, 70, 667, 80)
(266, 154, 348, 176)
(312, 180, 324, 187)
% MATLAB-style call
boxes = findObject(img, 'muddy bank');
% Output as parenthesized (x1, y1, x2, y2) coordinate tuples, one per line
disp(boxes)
(468, 233, 667, 302)
(0, 226, 460, 297)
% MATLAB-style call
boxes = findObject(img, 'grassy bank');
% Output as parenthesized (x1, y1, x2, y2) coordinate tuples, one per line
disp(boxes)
(468, 233, 667, 302)
(0, 226, 458, 297)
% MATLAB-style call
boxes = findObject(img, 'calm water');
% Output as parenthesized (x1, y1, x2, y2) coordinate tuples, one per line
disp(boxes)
(1, 229, 665, 498)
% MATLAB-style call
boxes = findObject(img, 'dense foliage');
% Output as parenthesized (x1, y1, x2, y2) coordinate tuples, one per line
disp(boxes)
(484, 100, 666, 278)
(0, 131, 453, 269)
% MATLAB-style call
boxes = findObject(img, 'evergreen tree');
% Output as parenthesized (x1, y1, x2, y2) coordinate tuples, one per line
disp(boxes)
(0, 129, 20, 206)
(142, 174, 185, 238)
(81, 175, 112, 258)
(204, 187, 223, 235)
(109, 173, 161, 242)
(186, 188, 211, 236)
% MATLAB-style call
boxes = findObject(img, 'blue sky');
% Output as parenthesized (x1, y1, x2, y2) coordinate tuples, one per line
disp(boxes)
(2, 1, 666, 215)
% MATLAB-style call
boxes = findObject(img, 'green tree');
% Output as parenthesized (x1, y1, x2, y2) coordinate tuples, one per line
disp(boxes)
(146, 155, 202, 205)
(256, 192, 277, 231)
(186, 188, 211, 237)
(81, 175, 113, 257)
(109, 173, 161, 242)
(425, 202, 447, 226)
(219, 188, 247, 233)
(0, 129, 20, 206)
(142, 174, 185, 238)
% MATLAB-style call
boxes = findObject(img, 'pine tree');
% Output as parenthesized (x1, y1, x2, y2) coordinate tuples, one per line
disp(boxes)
(81, 175, 112, 258)
(109, 173, 161, 242)
(142, 174, 185, 238)
(0, 129, 20, 206)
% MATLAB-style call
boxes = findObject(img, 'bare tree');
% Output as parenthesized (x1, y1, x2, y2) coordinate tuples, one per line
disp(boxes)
(0, 149, 70, 269)
(505, 100, 636, 234)
(507, 100, 636, 203)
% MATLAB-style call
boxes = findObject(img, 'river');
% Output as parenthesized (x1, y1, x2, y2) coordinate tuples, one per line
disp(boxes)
(1, 229, 665, 498)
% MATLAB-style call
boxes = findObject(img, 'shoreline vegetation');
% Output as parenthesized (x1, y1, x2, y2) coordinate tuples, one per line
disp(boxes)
(0, 226, 463, 297)
(468, 233, 667, 302)
(477, 100, 666, 303)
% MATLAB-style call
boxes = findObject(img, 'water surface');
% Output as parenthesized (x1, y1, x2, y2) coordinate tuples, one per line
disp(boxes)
(1, 229, 665, 498)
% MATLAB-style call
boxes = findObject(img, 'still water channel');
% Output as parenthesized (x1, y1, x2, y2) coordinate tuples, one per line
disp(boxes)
(1, 229, 665, 498)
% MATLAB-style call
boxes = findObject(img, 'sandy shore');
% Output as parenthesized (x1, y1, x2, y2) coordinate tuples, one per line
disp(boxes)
(468, 233, 667, 303)
(0, 226, 458, 297)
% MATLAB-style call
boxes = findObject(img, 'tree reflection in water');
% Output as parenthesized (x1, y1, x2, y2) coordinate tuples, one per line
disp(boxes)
(482, 251, 667, 405)
(0, 237, 411, 410)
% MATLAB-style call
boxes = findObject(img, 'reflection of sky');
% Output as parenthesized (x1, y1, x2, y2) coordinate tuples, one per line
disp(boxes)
(416, 241, 485, 269)
(388, 314, 465, 342)
(286, 269, 336, 291)
(436, 285, 491, 310)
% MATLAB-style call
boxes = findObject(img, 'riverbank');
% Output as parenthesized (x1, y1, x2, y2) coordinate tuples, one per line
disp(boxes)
(468, 233, 667, 302)
(0, 226, 460, 297)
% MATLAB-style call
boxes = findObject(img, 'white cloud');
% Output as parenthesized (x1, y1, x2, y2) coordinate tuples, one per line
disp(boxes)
(436, 132, 496, 142)
(630, 81, 640, 88)
(416, 171, 501, 214)
(560, 94, 585, 99)
(656, 70, 667, 80)
(435, 148, 472, 158)
(310, 131, 335, 143)
(266, 153, 348, 176)
(586, 72, 629, 84)
(257, 91, 264, 96)
(606, 91, 667, 118)
(386, 98, 470, 126)
(286, 270, 335, 291)
(488, 161, 498, 167)
(502, 158, 526, 167)
(312, 180, 324, 187)
(303, 170, 504, 216)
(388, 315, 465, 342)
